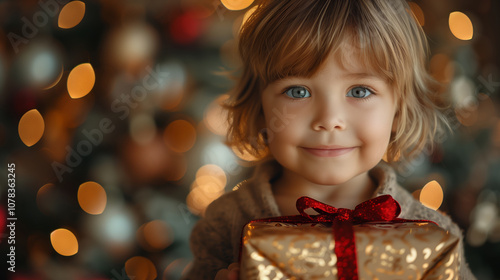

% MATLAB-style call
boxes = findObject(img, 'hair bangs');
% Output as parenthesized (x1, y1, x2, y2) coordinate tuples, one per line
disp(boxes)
(241, 0, 351, 84)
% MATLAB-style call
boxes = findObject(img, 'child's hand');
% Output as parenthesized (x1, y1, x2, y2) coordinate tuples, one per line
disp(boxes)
(214, 263, 239, 280)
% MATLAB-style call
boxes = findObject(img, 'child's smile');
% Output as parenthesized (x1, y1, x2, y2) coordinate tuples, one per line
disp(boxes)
(261, 45, 398, 194)
(300, 145, 356, 157)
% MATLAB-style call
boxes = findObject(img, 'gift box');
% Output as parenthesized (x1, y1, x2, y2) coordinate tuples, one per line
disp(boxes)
(240, 196, 460, 280)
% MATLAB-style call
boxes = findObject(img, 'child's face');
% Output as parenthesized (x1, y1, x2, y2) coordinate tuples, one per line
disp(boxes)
(261, 49, 397, 187)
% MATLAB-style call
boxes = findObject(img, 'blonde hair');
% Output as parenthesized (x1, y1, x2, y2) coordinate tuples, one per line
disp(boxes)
(225, 0, 448, 163)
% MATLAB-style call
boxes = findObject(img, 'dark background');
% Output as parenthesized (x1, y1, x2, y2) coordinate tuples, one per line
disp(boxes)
(0, 0, 499, 279)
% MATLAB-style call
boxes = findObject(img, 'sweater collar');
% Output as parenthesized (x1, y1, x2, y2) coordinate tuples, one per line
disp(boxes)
(249, 159, 399, 203)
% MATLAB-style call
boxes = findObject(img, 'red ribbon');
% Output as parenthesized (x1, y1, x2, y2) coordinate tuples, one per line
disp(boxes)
(244, 195, 436, 280)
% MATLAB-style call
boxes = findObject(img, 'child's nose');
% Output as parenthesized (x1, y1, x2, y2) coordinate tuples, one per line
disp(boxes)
(310, 99, 346, 132)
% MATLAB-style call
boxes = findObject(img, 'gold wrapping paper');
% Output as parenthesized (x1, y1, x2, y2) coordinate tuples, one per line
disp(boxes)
(240, 221, 460, 280)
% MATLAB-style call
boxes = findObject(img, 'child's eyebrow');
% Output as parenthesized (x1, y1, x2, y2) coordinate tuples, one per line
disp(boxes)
(342, 72, 384, 80)
(269, 73, 386, 87)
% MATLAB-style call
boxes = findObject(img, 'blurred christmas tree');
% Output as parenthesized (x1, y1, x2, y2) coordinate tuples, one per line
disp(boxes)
(0, 0, 498, 279)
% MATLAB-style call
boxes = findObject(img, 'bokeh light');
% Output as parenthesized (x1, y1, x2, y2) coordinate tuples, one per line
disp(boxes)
(163, 259, 192, 280)
(187, 165, 227, 216)
(204, 94, 229, 136)
(449, 11, 474, 40)
(408, 2, 425, 26)
(136, 220, 174, 252)
(12, 41, 64, 89)
(450, 76, 475, 109)
(231, 145, 259, 162)
(155, 61, 187, 111)
(196, 164, 227, 188)
(67, 63, 95, 99)
(419, 180, 444, 211)
(30, 48, 63, 89)
(89, 202, 136, 246)
(122, 136, 172, 183)
(125, 256, 157, 280)
(130, 113, 157, 145)
(50, 228, 79, 256)
(43, 65, 64, 90)
(58, 1, 86, 29)
(0, 0, 498, 277)
(106, 23, 159, 71)
(78, 181, 107, 215)
(36, 183, 71, 217)
(163, 119, 197, 153)
(467, 195, 498, 247)
(186, 183, 224, 216)
(36, 183, 55, 214)
(18, 109, 45, 147)
(220, 0, 254, 11)
(170, 9, 207, 45)
(84, 203, 137, 257)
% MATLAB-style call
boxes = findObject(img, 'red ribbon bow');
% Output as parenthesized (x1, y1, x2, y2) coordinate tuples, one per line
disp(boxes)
(243, 195, 435, 280)
(296, 194, 402, 223)
(296, 195, 411, 280)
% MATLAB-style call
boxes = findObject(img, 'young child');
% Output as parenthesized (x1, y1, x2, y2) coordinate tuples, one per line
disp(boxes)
(185, 0, 476, 279)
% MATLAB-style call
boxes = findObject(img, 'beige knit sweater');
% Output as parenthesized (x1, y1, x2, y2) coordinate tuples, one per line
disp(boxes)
(184, 160, 476, 280)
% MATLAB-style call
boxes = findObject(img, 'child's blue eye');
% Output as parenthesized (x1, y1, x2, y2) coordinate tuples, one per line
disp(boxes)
(284, 86, 311, 99)
(347, 86, 372, 98)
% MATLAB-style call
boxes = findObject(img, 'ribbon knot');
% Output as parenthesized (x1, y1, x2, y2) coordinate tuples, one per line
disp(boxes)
(336, 209, 351, 222)
(295, 194, 402, 224)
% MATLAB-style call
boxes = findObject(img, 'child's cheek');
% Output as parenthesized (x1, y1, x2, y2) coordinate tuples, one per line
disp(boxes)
(263, 101, 303, 135)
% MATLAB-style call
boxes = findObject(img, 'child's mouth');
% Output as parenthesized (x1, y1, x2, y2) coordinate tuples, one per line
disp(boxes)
(300, 146, 356, 157)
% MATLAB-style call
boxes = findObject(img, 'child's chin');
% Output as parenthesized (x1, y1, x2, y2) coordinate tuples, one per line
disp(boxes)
(309, 176, 349, 186)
